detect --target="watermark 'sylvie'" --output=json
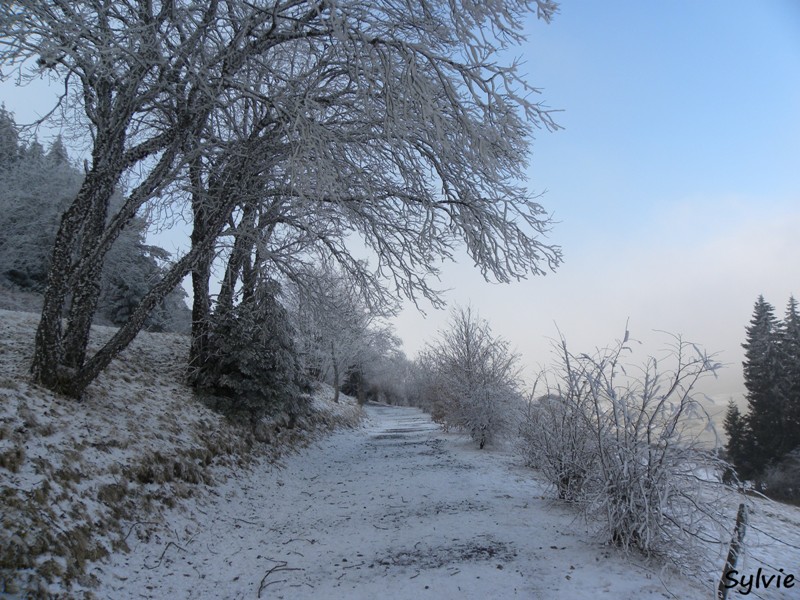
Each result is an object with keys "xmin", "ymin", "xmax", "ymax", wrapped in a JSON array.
[{"xmin": 723, "ymin": 568, "xmax": 795, "ymax": 595}]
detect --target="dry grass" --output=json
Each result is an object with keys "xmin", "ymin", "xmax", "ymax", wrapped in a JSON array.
[{"xmin": 0, "ymin": 308, "xmax": 362, "ymax": 598}]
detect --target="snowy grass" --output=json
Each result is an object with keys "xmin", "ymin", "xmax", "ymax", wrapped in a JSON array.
[
  {"xmin": 3, "ymin": 305, "xmax": 798, "ymax": 598},
  {"xmin": 89, "ymin": 403, "xmax": 709, "ymax": 599},
  {"xmin": 0, "ymin": 308, "xmax": 362, "ymax": 598}
]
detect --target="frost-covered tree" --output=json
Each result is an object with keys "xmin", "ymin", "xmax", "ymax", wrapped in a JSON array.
[
  {"xmin": 1, "ymin": 0, "xmax": 562, "ymax": 398},
  {"xmin": 0, "ymin": 105, "xmax": 20, "ymax": 168},
  {"xmin": 354, "ymin": 351, "xmax": 415, "ymax": 406},
  {"xmin": 45, "ymin": 135, "xmax": 70, "ymax": 166},
  {"xmin": 421, "ymin": 306, "xmax": 522, "ymax": 448},
  {"xmin": 0, "ymin": 135, "xmax": 79, "ymax": 290},
  {"xmin": 99, "ymin": 215, "xmax": 191, "ymax": 332},
  {"xmin": 0, "ymin": 118, "xmax": 189, "ymax": 331},
  {"xmin": 283, "ymin": 265, "xmax": 397, "ymax": 403}
]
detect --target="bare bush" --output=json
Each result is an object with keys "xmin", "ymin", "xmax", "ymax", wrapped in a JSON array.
[
  {"xmin": 521, "ymin": 330, "xmax": 736, "ymax": 562},
  {"xmin": 519, "ymin": 384, "xmax": 598, "ymax": 502},
  {"xmin": 422, "ymin": 306, "xmax": 523, "ymax": 448}
]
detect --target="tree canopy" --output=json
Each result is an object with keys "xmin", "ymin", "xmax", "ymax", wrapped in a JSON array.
[{"xmin": 1, "ymin": 0, "xmax": 562, "ymax": 397}]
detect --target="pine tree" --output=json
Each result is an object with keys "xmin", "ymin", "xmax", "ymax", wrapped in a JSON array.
[
  {"xmin": 723, "ymin": 400, "xmax": 753, "ymax": 480},
  {"xmin": 0, "ymin": 105, "xmax": 20, "ymax": 168},
  {"xmin": 0, "ymin": 111, "xmax": 190, "ymax": 331},
  {"xmin": 0, "ymin": 124, "xmax": 80, "ymax": 290},
  {"xmin": 779, "ymin": 296, "xmax": 800, "ymax": 449},
  {"xmin": 23, "ymin": 137, "xmax": 44, "ymax": 161},
  {"xmin": 194, "ymin": 280, "xmax": 309, "ymax": 422},
  {"xmin": 742, "ymin": 296, "xmax": 784, "ymax": 477},
  {"xmin": 46, "ymin": 135, "xmax": 70, "ymax": 166}
]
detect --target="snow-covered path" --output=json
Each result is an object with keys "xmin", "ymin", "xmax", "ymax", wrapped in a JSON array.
[{"xmin": 93, "ymin": 404, "xmax": 709, "ymax": 599}]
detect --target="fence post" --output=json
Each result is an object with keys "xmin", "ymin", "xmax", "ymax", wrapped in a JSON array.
[{"xmin": 717, "ymin": 502, "xmax": 747, "ymax": 600}]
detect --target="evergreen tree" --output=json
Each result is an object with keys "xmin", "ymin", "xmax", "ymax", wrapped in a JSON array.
[
  {"xmin": 0, "ymin": 105, "xmax": 20, "ymax": 168},
  {"xmin": 723, "ymin": 400, "xmax": 753, "ymax": 480},
  {"xmin": 98, "ymin": 215, "xmax": 191, "ymax": 332},
  {"xmin": 742, "ymin": 296, "xmax": 785, "ymax": 477},
  {"xmin": 45, "ymin": 135, "xmax": 70, "ymax": 166},
  {"xmin": 23, "ymin": 137, "xmax": 44, "ymax": 161},
  {"xmin": 0, "ymin": 112, "xmax": 190, "ymax": 331},
  {"xmin": 0, "ymin": 131, "xmax": 79, "ymax": 289},
  {"xmin": 193, "ymin": 280, "xmax": 309, "ymax": 422},
  {"xmin": 779, "ymin": 296, "xmax": 800, "ymax": 448}
]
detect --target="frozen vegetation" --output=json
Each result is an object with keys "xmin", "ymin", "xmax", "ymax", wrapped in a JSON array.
[
  {"xmin": 2, "ymin": 307, "xmax": 800, "ymax": 598},
  {"xmin": 0, "ymin": 309, "xmax": 361, "ymax": 596},
  {"xmin": 0, "ymin": 1, "xmax": 797, "ymax": 597}
]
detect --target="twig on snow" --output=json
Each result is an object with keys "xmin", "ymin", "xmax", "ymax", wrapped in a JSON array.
[
  {"xmin": 282, "ymin": 537, "xmax": 316, "ymax": 545},
  {"xmin": 123, "ymin": 521, "xmax": 158, "ymax": 542},
  {"xmin": 257, "ymin": 561, "xmax": 304, "ymax": 598},
  {"xmin": 144, "ymin": 541, "xmax": 186, "ymax": 569}
]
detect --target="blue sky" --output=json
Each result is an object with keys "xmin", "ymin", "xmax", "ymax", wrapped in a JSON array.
[
  {"xmin": 1, "ymin": 2, "xmax": 798, "ymax": 419},
  {"xmin": 393, "ymin": 0, "xmax": 800, "ymax": 417}
]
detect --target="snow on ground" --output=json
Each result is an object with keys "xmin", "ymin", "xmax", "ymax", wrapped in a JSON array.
[
  {"xmin": 736, "ymin": 495, "xmax": 800, "ymax": 599},
  {"xmin": 91, "ymin": 403, "xmax": 714, "ymax": 600},
  {"xmin": 0, "ymin": 308, "xmax": 361, "ymax": 597},
  {"xmin": 3, "ymin": 305, "xmax": 799, "ymax": 599}
]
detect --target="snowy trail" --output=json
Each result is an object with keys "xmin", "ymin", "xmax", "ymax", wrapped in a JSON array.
[{"xmin": 94, "ymin": 404, "xmax": 708, "ymax": 599}]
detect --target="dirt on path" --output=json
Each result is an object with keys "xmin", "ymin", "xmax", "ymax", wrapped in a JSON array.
[{"xmin": 93, "ymin": 403, "xmax": 709, "ymax": 599}]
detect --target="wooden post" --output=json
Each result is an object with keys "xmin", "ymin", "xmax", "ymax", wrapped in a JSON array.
[{"xmin": 717, "ymin": 502, "xmax": 747, "ymax": 600}]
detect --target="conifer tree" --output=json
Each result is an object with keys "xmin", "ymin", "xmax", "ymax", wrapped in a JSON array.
[
  {"xmin": 779, "ymin": 296, "xmax": 800, "ymax": 447},
  {"xmin": 723, "ymin": 400, "xmax": 753, "ymax": 480},
  {"xmin": 45, "ymin": 135, "xmax": 70, "ymax": 166},
  {"xmin": 742, "ymin": 296, "xmax": 785, "ymax": 476},
  {"xmin": 0, "ymin": 105, "xmax": 20, "ymax": 168},
  {"xmin": 0, "ymin": 111, "xmax": 189, "ymax": 331}
]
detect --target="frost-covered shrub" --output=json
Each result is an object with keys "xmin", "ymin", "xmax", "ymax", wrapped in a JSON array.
[
  {"xmin": 522, "ymin": 331, "xmax": 734, "ymax": 561},
  {"xmin": 193, "ymin": 283, "xmax": 309, "ymax": 423},
  {"xmin": 421, "ymin": 306, "xmax": 522, "ymax": 448},
  {"xmin": 408, "ymin": 358, "xmax": 450, "ymax": 422},
  {"xmin": 519, "ymin": 388, "xmax": 598, "ymax": 502}
]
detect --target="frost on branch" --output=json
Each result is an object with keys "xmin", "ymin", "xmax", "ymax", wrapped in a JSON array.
[
  {"xmin": 420, "ymin": 306, "xmax": 523, "ymax": 448},
  {"xmin": 0, "ymin": 0, "xmax": 563, "ymax": 396},
  {"xmin": 521, "ymin": 330, "xmax": 737, "ymax": 565}
]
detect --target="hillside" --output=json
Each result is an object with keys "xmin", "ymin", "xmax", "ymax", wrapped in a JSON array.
[{"xmin": 0, "ymin": 309, "xmax": 361, "ymax": 597}]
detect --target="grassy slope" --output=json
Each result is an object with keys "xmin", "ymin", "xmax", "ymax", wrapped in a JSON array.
[{"xmin": 0, "ymin": 308, "xmax": 362, "ymax": 598}]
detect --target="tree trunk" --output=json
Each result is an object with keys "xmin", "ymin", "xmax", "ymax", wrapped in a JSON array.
[
  {"xmin": 62, "ymin": 193, "xmax": 236, "ymax": 398},
  {"xmin": 331, "ymin": 341, "xmax": 340, "ymax": 403},
  {"xmin": 64, "ymin": 245, "xmax": 205, "ymax": 397},
  {"xmin": 218, "ymin": 205, "xmax": 257, "ymax": 314},
  {"xmin": 31, "ymin": 163, "xmax": 119, "ymax": 389},
  {"xmin": 189, "ymin": 171, "xmax": 213, "ymax": 373},
  {"xmin": 189, "ymin": 255, "xmax": 212, "ymax": 373},
  {"xmin": 31, "ymin": 125, "xmax": 175, "ymax": 392},
  {"xmin": 62, "ymin": 181, "xmax": 113, "ymax": 370},
  {"xmin": 62, "ymin": 138, "xmax": 178, "ymax": 372}
]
